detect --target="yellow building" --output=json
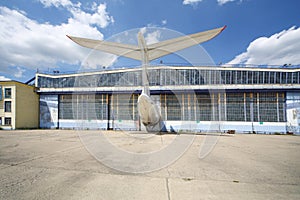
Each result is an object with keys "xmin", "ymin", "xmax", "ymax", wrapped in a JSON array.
[{"xmin": 0, "ymin": 81, "xmax": 39, "ymax": 130}]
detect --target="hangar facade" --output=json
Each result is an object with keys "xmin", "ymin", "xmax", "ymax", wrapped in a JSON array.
[{"xmin": 36, "ymin": 65, "xmax": 300, "ymax": 134}]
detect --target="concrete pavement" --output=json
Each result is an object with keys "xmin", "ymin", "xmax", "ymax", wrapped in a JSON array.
[{"xmin": 0, "ymin": 130, "xmax": 299, "ymax": 199}]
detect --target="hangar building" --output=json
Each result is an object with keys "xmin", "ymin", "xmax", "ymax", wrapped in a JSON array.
[{"xmin": 35, "ymin": 65, "xmax": 300, "ymax": 134}]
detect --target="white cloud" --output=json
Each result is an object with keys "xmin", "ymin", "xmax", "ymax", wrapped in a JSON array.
[
  {"xmin": 145, "ymin": 30, "xmax": 161, "ymax": 45},
  {"xmin": 39, "ymin": 0, "xmax": 114, "ymax": 29},
  {"xmin": 139, "ymin": 28, "xmax": 161, "ymax": 45},
  {"xmin": 0, "ymin": 76, "xmax": 11, "ymax": 81},
  {"xmin": 161, "ymin": 20, "xmax": 167, "ymax": 25},
  {"xmin": 217, "ymin": 0, "xmax": 236, "ymax": 5},
  {"xmin": 70, "ymin": 4, "xmax": 114, "ymax": 28},
  {"xmin": 14, "ymin": 67, "xmax": 25, "ymax": 78},
  {"xmin": 183, "ymin": 0, "xmax": 241, "ymax": 6},
  {"xmin": 39, "ymin": 0, "xmax": 74, "ymax": 8},
  {"xmin": 183, "ymin": 0, "xmax": 203, "ymax": 5},
  {"xmin": 90, "ymin": 2, "xmax": 98, "ymax": 11},
  {"xmin": 228, "ymin": 26, "xmax": 300, "ymax": 66},
  {"xmin": 0, "ymin": 2, "xmax": 116, "ymax": 79}
]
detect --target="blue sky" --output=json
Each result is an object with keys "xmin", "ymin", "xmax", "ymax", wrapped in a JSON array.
[{"xmin": 0, "ymin": 0, "xmax": 300, "ymax": 82}]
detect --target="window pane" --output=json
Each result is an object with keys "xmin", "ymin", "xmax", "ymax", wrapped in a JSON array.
[
  {"xmin": 4, "ymin": 88, "xmax": 11, "ymax": 98},
  {"xmin": 4, "ymin": 101, "xmax": 11, "ymax": 112},
  {"xmin": 167, "ymin": 94, "xmax": 181, "ymax": 120},
  {"xmin": 5, "ymin": 117, "xmax": 11, "ymax": 125},
  {"xmin": 259, "ymin": 92, "xmax": 278, "ymax": 122},
  {"xmin": 226, "ymin": 93, "xmax": 245, "ymax": 121},
  {"xmin": 196, "ymin": 94, "xmax": 212, "ymax": 121}
]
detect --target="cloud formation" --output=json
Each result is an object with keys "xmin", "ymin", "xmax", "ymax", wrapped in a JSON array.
[
  {"xmin": 38, "ymin": 0, "xmax": 114, "ymax": 28},
  {"xmin": 0, "ymin": 76, "xmax": 11, "ymax": 81},
  {"xmin": 0, "ymin": 1, "xmax": 116, "ymax": 79},
  {"xmin": 140, "ymin": 27, "xmax": 161, "ymax": 45},
  {"xmin": 39, "ymin": 0, "xmax": 74, "ymax": 8},
  {"xmin": 228, "ymin": 26, "xmax": 300, "ymax": 66},
  {"xmin": 183, "ymin": 0, "xmax": 204, "ymax": 5},
  {"xmin": 217, "ymin": 0, "xmax": 237, "ymax": 5},
  {"xmin": 183, "ymin": 0, "xmax": 240, "ymax": 6}
]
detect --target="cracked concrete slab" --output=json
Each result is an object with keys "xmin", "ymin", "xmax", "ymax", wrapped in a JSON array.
[{"xmin": 0, "ymin": 130, "xmax": 299, "ymax": 199}]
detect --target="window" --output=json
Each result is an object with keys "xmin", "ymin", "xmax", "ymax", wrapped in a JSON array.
[
  {"xmin": 196, "ymin": 94, "xmax": 212, "ymax": 121},
  {"xmin": 258, "ymin": 93, "xmax": 278, "ymax": 122},
  {"xmin": 4, "ymin": 88, "xmax": 11, "ymax": 98},
  {"xmin": 4, "ymin": 101, "xmax": 11, "ymax": 112},
  {"xmin": 59, "ymin": 94, "xmax": 109, "ymax": 120},
  {"xmin": 226, "ymin": 93, "xmax": 245, "ymax": 121},
  {"xmin": 166, "ymin": 94, "xmax": 181, "ymax": 120},
  {"xmin": 4, "ymin": 117, "xmax": 11, "ymax": 125}
]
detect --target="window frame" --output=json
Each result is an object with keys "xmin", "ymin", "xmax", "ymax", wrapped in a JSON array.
[
  {"xmin": 4, "ymin": 101, "xmax": 12, "ymax": 112},
  {"xmin": 4, "ymin": 117, "xmax": 11, "ymax": 125},
  {"xmin": 4, "ymin": 88, "xmax": 12, "ymax": 99}
]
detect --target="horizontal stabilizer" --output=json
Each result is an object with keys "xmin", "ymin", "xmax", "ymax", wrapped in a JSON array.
[
  {"xmin": 67, "ymin": 26, "xmax": 226, "ymax": 61},
  {"xmin": 67, "ymin": 35, "xmax": 141, "ymax": 60},
  {"xmin": 147, "ymin": 26, "xmax": 226, "ymax": 61}
]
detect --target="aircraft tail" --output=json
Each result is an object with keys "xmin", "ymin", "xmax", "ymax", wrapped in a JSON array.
[{"xmin": 137, "ymin": 32, "xmax": 150, "ymax": 96}]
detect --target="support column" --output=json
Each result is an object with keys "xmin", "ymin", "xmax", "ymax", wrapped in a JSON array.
[
  {"xmin": 165, "ymin": 94, "xmax": 167, "ymax": 120},
  {"xmin": 244, "ymin": 93, "xmax": 247, "ymax": 122},
  {"xmin": 218, "ymin": 93, "xmax": 221, "ymax": 121},
  {"xmin": 257, "ymin": 93, "xmax": 260, "ymax": 122},
  {"xmin": 132, "ymin": 94, "xmax": 135, "ymax": 121},
  {"xmin": 188, "ymin": 94, "xmax": 191, "ymax": 121},
  {"xmin": 249, "ymin": 93, "xmax": 254, "ymax": 133},
  {"xmin": 276, "ymin": 92, "xmax": 280, "ymax": 122},
  {"xmin": 224, "ymin": 93, "xmax": 227, "ymax": 121},
  {"xmin": 116, "ymin": 94, "xmax": 119, "ymax": 119},
  {"xmin": 212, "ymin": 93, "xmax": 215, "ymax": 121},
  {"xmin": 250, "ymin": 93, "xmax": 254, "ymax": 121},
  {"xmin": 182, "ymin": 94, "xmax": 185, "ymax": 120},
  {"xmin": 282, "ymin": 93, "xmax": 286, "ymax": 122},
  {"xmin": 194, "ymin": 94, "xmax": 197, "ymax": 121}
]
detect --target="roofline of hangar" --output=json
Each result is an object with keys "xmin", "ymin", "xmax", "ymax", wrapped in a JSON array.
[
  {"xmin": 37, "ymin": 84, "xmax": 300, "ymax": 94},
  {"xmin": 37, "ymin": 88, "xmax": 300, "ymax": 96},
  {"xmin": 36, "ymin": 65, "xmax": 300, "ymax": 78}
]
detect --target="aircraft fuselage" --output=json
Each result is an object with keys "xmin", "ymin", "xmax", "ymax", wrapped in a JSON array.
[
  {"xmin": 137, "ymin": 31, "xmax": 162, "ymax": 129},
  {"xmin": 137, "ymin": 93, "xmax": 161, "ymax": 126}
]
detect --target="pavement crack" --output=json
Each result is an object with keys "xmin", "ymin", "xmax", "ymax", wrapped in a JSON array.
[
  {"xmin": 5, "ymin": 145, "xmax": 83, "ymax": 168},
  {"xmin": 166, "ymin": 178, "xmax": 171, "ymax": 200}
]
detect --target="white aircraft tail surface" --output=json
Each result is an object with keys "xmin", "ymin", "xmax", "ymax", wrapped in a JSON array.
[
  {"xmin": 67, "ymin": 26, "xmax": 226, "ymax": 132},
  {"xmin": 67, "ymin": 26, "xmax": 226, "ymax": 62}
]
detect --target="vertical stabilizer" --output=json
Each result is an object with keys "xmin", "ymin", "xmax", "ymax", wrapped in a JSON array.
[{"xmin": 137, "ymin": 32, "xmax": 150, "ymax": 96}]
